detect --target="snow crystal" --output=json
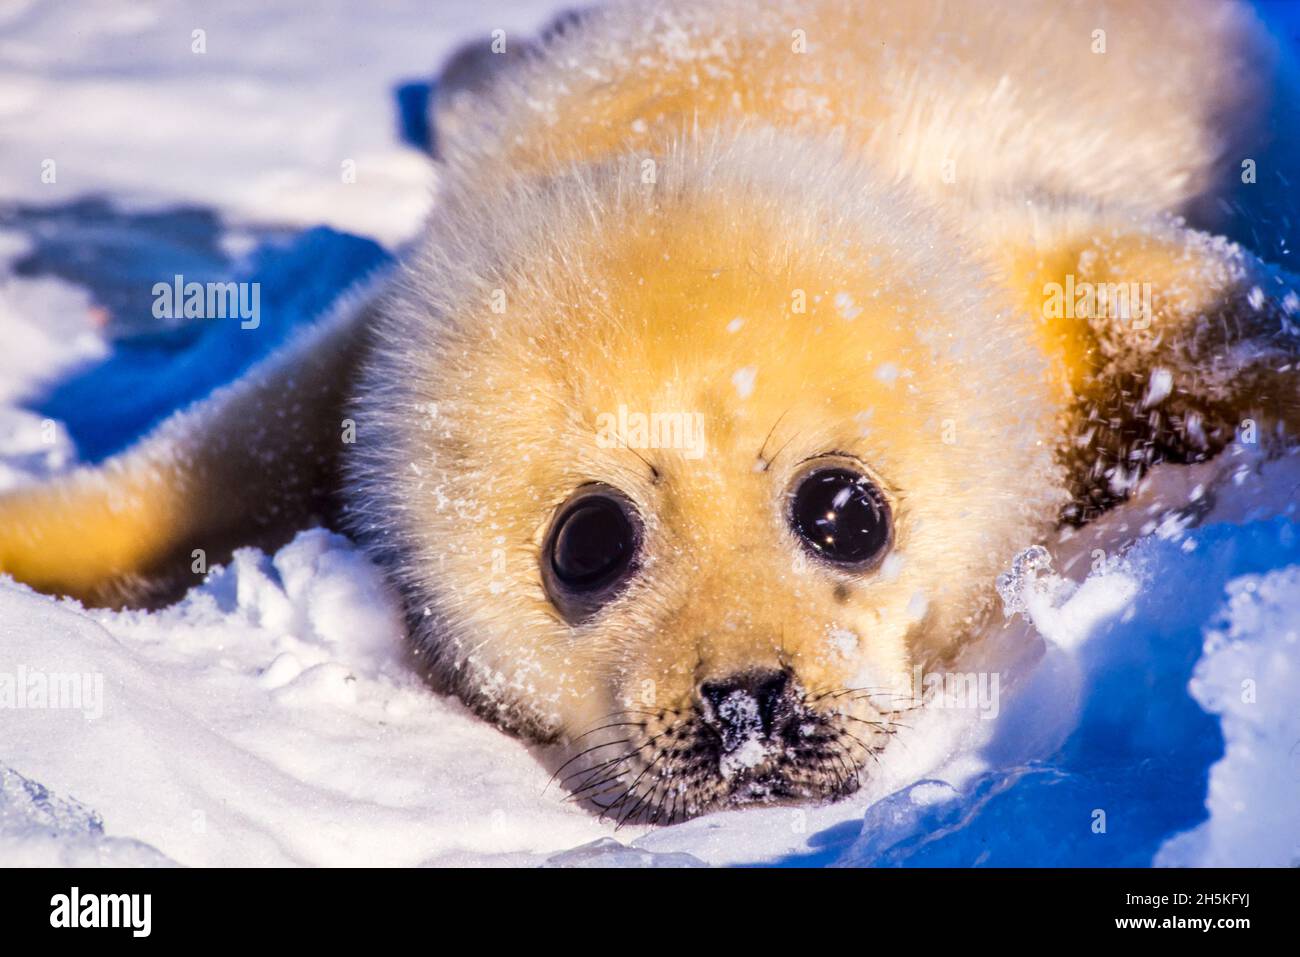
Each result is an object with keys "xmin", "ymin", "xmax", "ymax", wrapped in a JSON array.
[
  {"xmin": 905, "ymin": 590, "xmax": 929, "ymax": 620},
  {"xmin": 719, "ymin": 738, "xmax": 769, "ymax": 779},
  {"xmin": 1141, "ymin": 367, "xmax": 1173, "ymax": 408},
  {"xmin": 731, "ymin": 365, "xmax": 757, "ymax": 399},
  {"xmin": 998, "ymin": 543, "xmax": 1140, "ymax": 652},
  {"xmin": 834, "ymin": 291, "xmax": 862, "ymax": 320},
  {"xmin": 995, "ymin": 544, "xmax": 1055, "ymax": 618},
  {"xmin": 826, "ymin": 627, "xmax": 859, "ymax": 659}
]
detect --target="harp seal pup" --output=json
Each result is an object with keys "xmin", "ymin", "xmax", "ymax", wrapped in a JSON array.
[{"xmin": 1, "ymin": 0, "xmax": 1297, "ymax": 823}]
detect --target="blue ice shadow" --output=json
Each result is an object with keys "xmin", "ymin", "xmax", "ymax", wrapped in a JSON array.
[
  {"xmin": 5, "ymin": 199, "xmax": 390, "ymax": 462},
  {"xmin": 396, "ymin": 80, "xmax": 434, "ymax": 154}
]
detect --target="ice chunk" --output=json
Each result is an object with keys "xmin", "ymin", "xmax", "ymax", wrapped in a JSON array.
[
  {"xmin": 545, "ymin": 837, "xmax": 706, "ymax": 868},
  {"xmin": 996, "ymin": 544, "xmax": 1137, "ymax": 651},
  {"xmin": 0, "ymin": 766, "xmax": 174, "ymax": 867}
]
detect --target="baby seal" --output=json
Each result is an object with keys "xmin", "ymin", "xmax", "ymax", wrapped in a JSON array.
[{"xmin": 1, "ymin": 0, "xmax": 1297, "ymax": 824}]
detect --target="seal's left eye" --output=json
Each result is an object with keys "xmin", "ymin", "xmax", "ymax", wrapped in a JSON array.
[
  {"xmin": 789, "ymin": 466, "xmax": 891, "ymax": 566},
  {"xmin": 543, "ymin": 487, "xmax": 641, "ymax": 621}
]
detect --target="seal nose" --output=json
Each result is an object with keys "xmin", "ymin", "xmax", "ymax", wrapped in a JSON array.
[{"xmin": 699, "ymin": 668, "xmax": 794, "ymax": 749}]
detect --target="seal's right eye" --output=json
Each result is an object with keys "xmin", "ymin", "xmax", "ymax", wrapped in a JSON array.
[{"xmin": 543, "ymin": 487, "xmax": 640, "ymax": 621}]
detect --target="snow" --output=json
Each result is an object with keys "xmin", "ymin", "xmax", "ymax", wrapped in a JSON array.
[
  {"xmin": 0, "ymin": 0, "xmax": 559, "ymax": 247},
  {"xmin": 731, "ymin": 365, "xmax": 757, "ymax": 399},
  {"xmin": 1, "ymin": 765, "xmax": 175, "ymax": 867},
  {"xmin": 714, "ymin": 691, "xmax": 768, "ymax": 779},
  {"xmin": 1156, "ymin": 566, "xmax": 1300, "ymax": 867},
  {"xmin": 874, "ymin": 362, "xmax": 900, "ymax": 385},
  {"xmin": 834, "ymin": 291, "xmax": 862, "ymax": 321},
  {"xmin": 0, "ymin": 530, "xmax": 617, "ymax": 866},
  {"xmin": 1, "ymin": 0, "xmax": 1298, "ymax": 867}
]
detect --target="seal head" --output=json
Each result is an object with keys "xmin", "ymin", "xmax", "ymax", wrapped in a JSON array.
[{"xmin": 347, "ymin": 134, "xmax": 1063, "ymax": 821}]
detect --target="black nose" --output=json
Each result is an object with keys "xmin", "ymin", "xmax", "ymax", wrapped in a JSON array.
[{"xmin": 699, "ymin": 669, "xmax": 794, "ymax": 749}]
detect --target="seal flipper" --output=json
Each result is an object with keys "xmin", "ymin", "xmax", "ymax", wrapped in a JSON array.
[
  {"xmin": 0, "ymin": 281, "xmax": 381, "ymax": 609},
  {"xmin": 992, "ymin": 208, "xmax": 1300, "ymax": 524},
  {"xmin": 1063, "ymin": 224, "xmax": 1298, "ymax": 524}
]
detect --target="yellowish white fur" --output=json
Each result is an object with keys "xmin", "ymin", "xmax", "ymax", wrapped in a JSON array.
[{"xmin": 353, "ymin": 130, "xmax": 1064, "ymax": 737}]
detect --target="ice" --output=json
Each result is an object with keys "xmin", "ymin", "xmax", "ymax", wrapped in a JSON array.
[
  {"xmin": 544, "ymin": 837, "xmax": 706, "ymax": 868},
  {"xmin": 0, "ymin": 765, "xmax": 175, "ymax": 866},
  {"xmin": 995, "ymin": 544, "xmax": 1057, "ymax": 618}
]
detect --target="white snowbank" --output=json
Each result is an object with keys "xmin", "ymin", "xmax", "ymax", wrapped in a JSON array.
[
  {"xmin": 1157, "ymin": 565, "xmax": 1300, "ymax": 866},
  {"xmin": 0, "ymin": 231, "xmax": 104, "ymax": 489},
  {"xmin": 0, "ymin": 0, "xmax": 559, "ymax": 247},
  {"xmin": 0, "ymin": 530, "xmax": 617, "ymax": 866}
]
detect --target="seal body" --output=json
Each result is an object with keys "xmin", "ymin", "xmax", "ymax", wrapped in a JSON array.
[{"xmin": 2, "ymin": 0, "xmax": 1297, "ymax": 822}]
